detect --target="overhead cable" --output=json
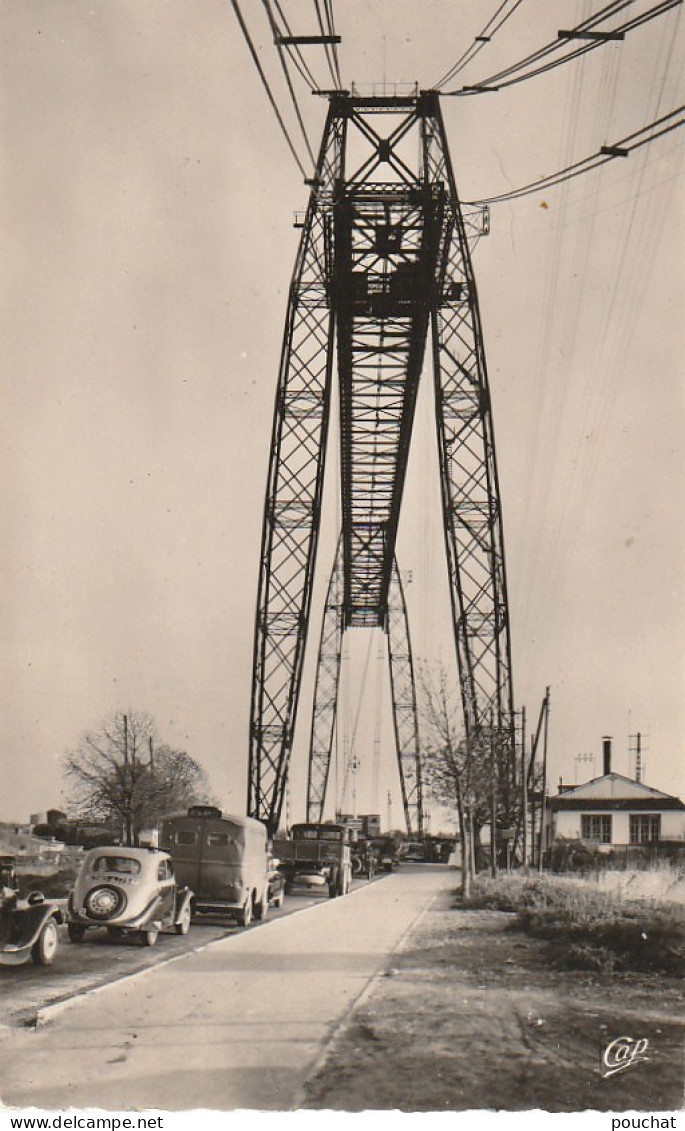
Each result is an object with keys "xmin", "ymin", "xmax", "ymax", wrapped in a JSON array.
[
  {"xmin": 263, "ymin": 0, "xmax": 317, "ymax": 167},
  {"xmin": 466, "ymin": 105, "xmax": 684, "ymax": 204},
  {"xmin": 433, "ymin": 0, "xmax": 527, "ymax": 91},
  {"xmin": 272, "ymin": 0, "xmax": 320, "ymax": 90},
  {"xmin": 231, "ymin": 0, "xmax": 309, "ymax": 178},
  {"xmin": 315, "ymin": 0, "xmax": 342, "ymax": 90},
  {"xmin": 442, "ymin": 0, "xmax": 682, "ymax": 95},
  {"xmin": 325, "ymin": 0, "xmax": 343, "ymax": 89}
]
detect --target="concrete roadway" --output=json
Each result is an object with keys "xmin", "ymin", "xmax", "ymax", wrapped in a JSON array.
[
  {"xmin": 0, "ymin": 886, "xmax": 338, "ymax": 1028},
  {"xmin": 0, "ymin": 865, "xmax": 450, "ymax": 1111}
]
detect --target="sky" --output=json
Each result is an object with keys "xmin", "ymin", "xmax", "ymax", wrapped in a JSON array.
[{"xmin": 2, "ymin": 0, "xmax": 684, "ymax": 828}]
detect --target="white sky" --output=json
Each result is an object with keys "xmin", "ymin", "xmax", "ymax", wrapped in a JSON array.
[{"xmin": 2, "ymin": 0, "xmax": 684, "ymax": 826}]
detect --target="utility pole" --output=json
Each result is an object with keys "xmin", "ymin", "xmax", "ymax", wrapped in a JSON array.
[
  {"xmin": 521, "ymin": 705, "xmax": 528, "ymax": 871},
  {"xmin": 122, "ymin": 713, "xmax": 130, "ymax": 846},
  {"xmin": 538, "ymin": 687, "xmax": 550, "ymax": 873},
  {"xmin": 350, "ymin": 755, "xmax": 360, "ymax": 818},
  {"xmin": 528, "ymin": 733, "xmax": 536, "ymax": 869}
]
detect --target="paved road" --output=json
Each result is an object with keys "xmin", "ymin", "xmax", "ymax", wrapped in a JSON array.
[
  {"xmin": 0, "ymin": 886, "xmax": 347, "ymax": 1027},
  {"xmin": 0, "ymin": 865, "xmax": 450, "ymax": 1111}
]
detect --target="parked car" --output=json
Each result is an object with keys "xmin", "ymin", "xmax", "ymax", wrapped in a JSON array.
[
  {"xmin": 159, "ymin": 806, "xmax": 270, "ymax": 926},
  {"xmin": 66, "ymin": 847, "xmax": 193, "ymax": 947},
  {"xmin": 0, "ymin": 856, "xmax": 63, "ymax": 967}
]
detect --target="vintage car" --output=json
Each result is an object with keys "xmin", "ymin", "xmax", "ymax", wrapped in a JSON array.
[
  {"xmin": 0, "ymin": 856, "xmax": 63, "ymax": 967},
  {"xmin": 67, "ymin": 847, "xmax": 193, "ymax": 947}
]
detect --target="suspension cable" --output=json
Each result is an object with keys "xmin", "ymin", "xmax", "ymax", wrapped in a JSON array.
[
  {"xmin": 466, "ymin": 105, "xmax": 684, "ymax": 205},
  {"xmin": 314, "ymin": 0, "xmax": 341, "ymax": 90},
  {"xmin": 325, "ymin": 0, "xmax": 343, "ymax": 89},
  {"xmin": 442, "ymin": 0, "xmax": 681, "ymax": 95},
  {"xmin": 231, "ymin": 0, "xmax": 309, "ymax": 178},
  {"xmin": 263, "ymin": 0, "xmax": 317, "ymax": 168},
  {"xmin": 272, "ymin": 0, "xmax": 320, "ymax": 90},
  {"xmin": 433, "ymin": 0, "xmax": 527, "ymax": 91}
]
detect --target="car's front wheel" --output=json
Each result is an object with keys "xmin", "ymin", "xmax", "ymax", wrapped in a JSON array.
[{"xmin": 31, "ymin": 918, "xmax": 59, "ymax": 966}]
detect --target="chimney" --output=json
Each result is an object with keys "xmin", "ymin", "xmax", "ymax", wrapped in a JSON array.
[{"xmin": 602, "ymin": 736, "xmax": 612, "ymax": 776}]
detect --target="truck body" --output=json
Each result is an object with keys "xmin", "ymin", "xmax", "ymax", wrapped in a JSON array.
[
  {"xmin": 275, "ymin": 823, "xmax": 352, "ymax": 898},
  {"xmin": 159, "ymin": 806, "xmax": 269, "ymax": 926}
]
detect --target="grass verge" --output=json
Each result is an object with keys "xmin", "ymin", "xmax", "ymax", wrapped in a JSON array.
[{"xmin": 461, "ymin": 874, "xmax": 685, "ymax": 975}]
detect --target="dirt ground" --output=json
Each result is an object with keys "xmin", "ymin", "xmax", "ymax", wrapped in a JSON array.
[{"xmin": 302, "ymin": 879, "xmax": 684, "ymax": 1112}]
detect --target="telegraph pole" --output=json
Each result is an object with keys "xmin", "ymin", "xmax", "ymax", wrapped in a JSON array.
[{"xmin": 521, "ymin": 706, "xmax": 528, "ymax": 871}]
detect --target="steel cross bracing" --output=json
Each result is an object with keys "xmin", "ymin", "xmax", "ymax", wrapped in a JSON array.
[
  {"xmin": 248, "ymin": 90, "xmax": 514, "ymax": 835},
  {"xmin": 248, "ymin": 104, "xmax": 345, "ymax": 833},
  {"xmin": 305, "ymin": 540, "xmax": 424, "ymax": 837},
  {"xmin": 386, "ymin": 559, "xmax": 424, "ymax": 837}
]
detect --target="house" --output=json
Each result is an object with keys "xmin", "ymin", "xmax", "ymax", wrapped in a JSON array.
[{"xmin": 547, "ymin": 738, "xmax": 684, "ymax": 849}]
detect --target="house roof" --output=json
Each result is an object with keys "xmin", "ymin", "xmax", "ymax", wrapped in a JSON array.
[{"xmin": 549, "ymin": 772, "xmax": 685, "ymax": 811}]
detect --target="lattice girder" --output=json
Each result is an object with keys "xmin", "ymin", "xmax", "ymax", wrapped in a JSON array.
[{"xmin": 248, "ymin": 107, "xmax": 346, "ymax": 833}]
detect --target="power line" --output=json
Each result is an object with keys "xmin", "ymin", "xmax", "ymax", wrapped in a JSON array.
[
  {"xmin": 466, "ymin": 105, "xmax": 685, "ymax": 204},
  {"xmin": 230, "ymin": 0, "xmax": 309, "ymax": 179},
  {"xmin": 441, "ymin": 0, "xmax": 682, "ymax": 95}
]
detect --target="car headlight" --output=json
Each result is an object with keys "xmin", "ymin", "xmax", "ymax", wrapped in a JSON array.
[{"xmin": 84, "ymin": 884, "xmax": 126, "ymax": 921}]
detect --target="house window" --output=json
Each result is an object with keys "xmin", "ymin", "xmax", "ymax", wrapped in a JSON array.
[
  {"xmin": 629, "ymin": 815, "xmax": 660, "ymax": 844},
  {"xmin": 581, "ymin": 814, "xmax": 612, "ymax": 843}
]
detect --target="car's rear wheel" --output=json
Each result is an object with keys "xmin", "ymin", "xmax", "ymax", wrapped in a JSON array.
[
  {"xmin": 175, "ymin": 904, "xmax": 191, "ymax": 935},
  {"xmin": 140, "ymin": 926, "xmax": 159, "ymax": 947},
  {"xmin": 68, "ymin": 923, "xmax": 86, "ymax": 944},
  {"xmin": 237, "ymin": 894, "xmax": 253, "ymax": 927},
  {"xmin": 31, "ymin": 918, "xmax": 59, "ymax": 966}
]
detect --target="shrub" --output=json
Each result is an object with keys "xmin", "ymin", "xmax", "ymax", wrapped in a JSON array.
[{"xmin": 461, "ymin": 874, "xmax": 685, "ymax": 976}]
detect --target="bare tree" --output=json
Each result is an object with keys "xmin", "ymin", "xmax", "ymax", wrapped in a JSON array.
[
  {"xmin": 419, "ymin": 662, "xmax": 492, "ymax": 898},
  {"xmin": 64, "ymin": 711, "xmax": 216, "ymax": 844}
]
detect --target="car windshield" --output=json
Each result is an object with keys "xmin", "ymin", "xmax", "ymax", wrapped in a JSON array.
[{"xmin": 91, "ymin": 856, "xmax": 142, "ymax": 876}]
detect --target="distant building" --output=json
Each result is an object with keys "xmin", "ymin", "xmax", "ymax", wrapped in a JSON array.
[
  {"xmin": 547, "ymin": 774, "xmax": 685, "ymax": 848},
  {"xmin": 0, "ymin": 821, "xmax": 65, "ymax": 871}
]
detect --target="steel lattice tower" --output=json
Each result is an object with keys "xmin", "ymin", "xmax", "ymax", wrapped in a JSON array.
[{"xmin": 248, "ymin": 90, "xmax": 514, "ymax": 836}]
